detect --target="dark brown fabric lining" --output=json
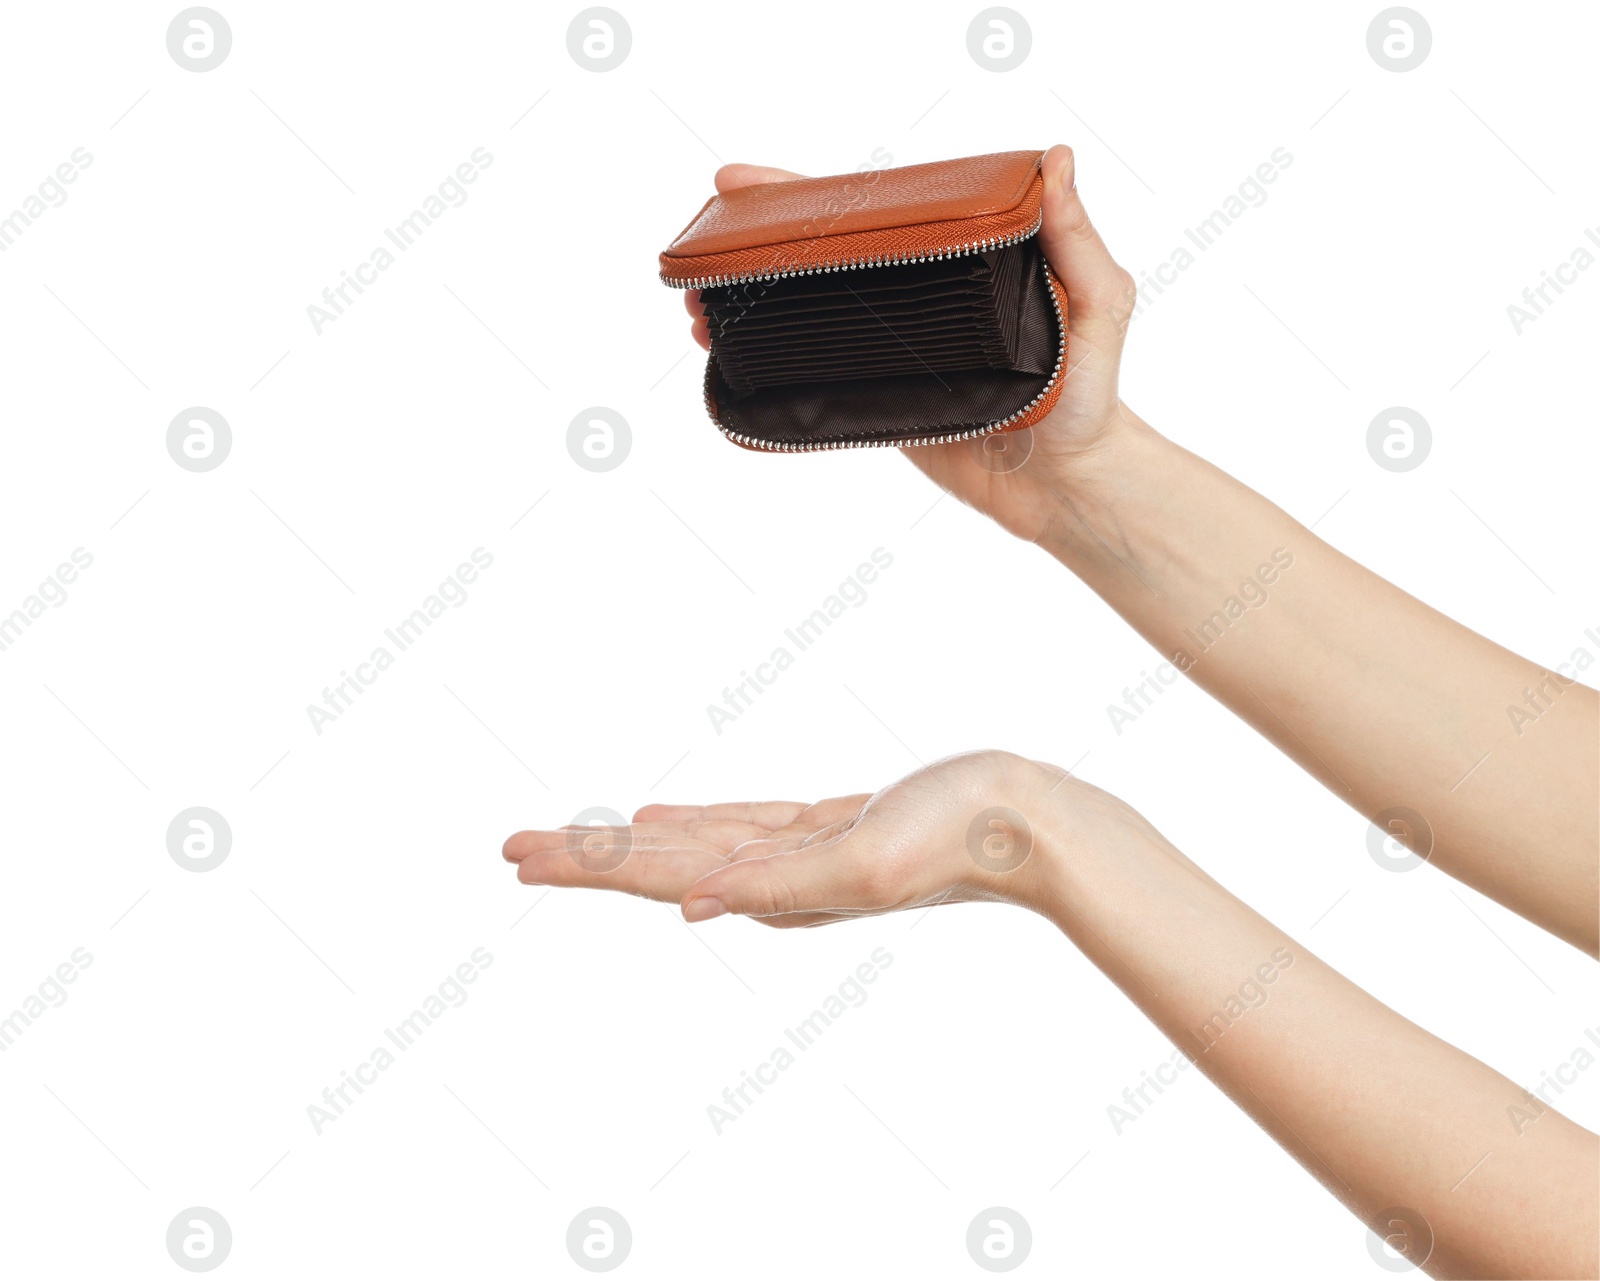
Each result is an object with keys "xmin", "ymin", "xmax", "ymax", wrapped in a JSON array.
[
  {"xmin": 702, "ymin": 240, "xmax": 1058, "ymax": 446},
  {"xmin": 703, "ymin": 245, "xmax": 1043, "ymax": 395}
]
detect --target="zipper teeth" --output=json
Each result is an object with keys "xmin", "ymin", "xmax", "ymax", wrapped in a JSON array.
[
  {"xmin": 662, "ymin": 213, "xmax": 1043, "ymax": 291},
  {"xmin": 706, "ymin": 258, "xmax": 1067, "ymax": 453}
]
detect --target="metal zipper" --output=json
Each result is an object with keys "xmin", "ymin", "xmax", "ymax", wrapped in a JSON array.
[
  {"xmin": 706, "ymin": 249, "xmax": 1067, "ymax": 453},
  {"xmin": 661, "ymin": 212, "xmax": 1044, "ymax": 291}
]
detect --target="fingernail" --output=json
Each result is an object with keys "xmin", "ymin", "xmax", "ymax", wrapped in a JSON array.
[{"xmin": 683, "ymin": 897, "xmax": 728, "ymax": 923}]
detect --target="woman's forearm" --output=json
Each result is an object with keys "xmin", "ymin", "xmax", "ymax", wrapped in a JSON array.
[
  {"xmin": 1037, "ymin": 409, "xmax": 1599, "ymax": 953},
  {"xmin": 1030, "ymin": 791, "xmax": 1598, "ymax": 1279}
]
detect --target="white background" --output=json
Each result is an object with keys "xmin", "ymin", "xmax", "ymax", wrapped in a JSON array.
[{"xmin": 1, "ymin": 1, "xmax": 1595, "ymax": 1276}]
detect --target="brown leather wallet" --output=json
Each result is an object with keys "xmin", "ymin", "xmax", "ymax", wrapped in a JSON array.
[{"xmin": 659, "ymin": 150, "xmax": 1067, "ymax": 452}]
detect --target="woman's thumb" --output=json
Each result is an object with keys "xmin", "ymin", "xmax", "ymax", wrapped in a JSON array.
[{"xmin": 1037, "ymin": 144, "xmax": 1137, "ymax": 340}]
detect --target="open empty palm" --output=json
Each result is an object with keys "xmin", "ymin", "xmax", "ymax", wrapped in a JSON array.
[{"xmin": 502, "ymin": 751, "xmax": 1074, "ymax": 926}]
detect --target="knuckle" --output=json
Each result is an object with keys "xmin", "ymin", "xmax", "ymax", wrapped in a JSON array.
[{"xmin": 1085, "ymin": 268, "xmax": 1137, "ymax": 319}]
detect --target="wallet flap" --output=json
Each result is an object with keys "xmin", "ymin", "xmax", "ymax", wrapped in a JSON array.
[{"xmin": 662, "ymin": 150, "xmax": 1044, "ymax": 263}]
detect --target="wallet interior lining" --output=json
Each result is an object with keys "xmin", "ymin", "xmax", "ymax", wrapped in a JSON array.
[
  {"xmin": 703, "ymin": 244, "xmax": 1044, "ymax": 395},
  {"xmin": 700, "ymin": 240, "xmax": 1058, "ymax": 447}
]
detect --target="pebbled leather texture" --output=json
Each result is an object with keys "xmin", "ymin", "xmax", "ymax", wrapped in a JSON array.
[
  {"xmin": 663, "ymin": 151, "xmax": 1044, "ymax": 262},
  {"xmin": 660, "ymin": 186, "xmax": 1044, "ymax": 289}
]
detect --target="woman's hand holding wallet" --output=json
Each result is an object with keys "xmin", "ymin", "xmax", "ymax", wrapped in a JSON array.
[{"xmin": 667, "ymin": 145, "xmax": 1137, "ymax": 547}]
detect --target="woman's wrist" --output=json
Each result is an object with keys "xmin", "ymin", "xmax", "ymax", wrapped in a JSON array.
[
  {"xmin": 1031, "ymin": 406, "xmax": 1167, "ymax": 566},
  {"xmin": 988, "ymin": 754, "xmax": 1177, "ymax": 927}
]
